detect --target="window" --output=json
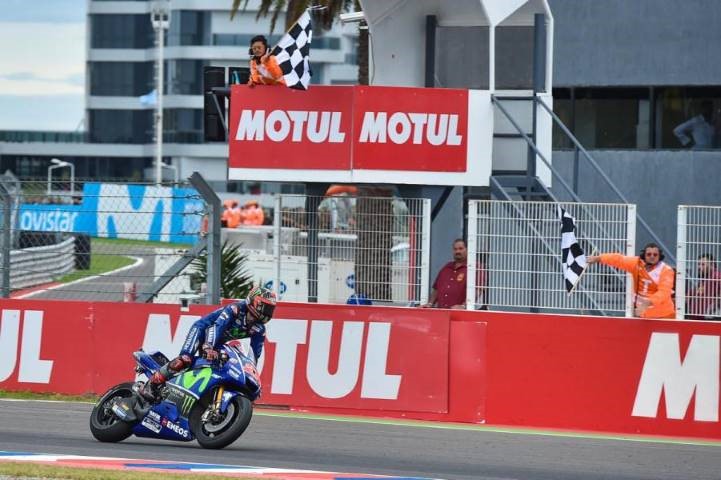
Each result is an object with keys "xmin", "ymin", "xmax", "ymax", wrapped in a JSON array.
[
  {"xmin": 169, "ymin": 11, "xmax": 211, "ymax": 46},
  {"xmin": 552, "ymin": 86, "xmax": 721, "ymax": 150},
  {"xmin": 90, "ymin": 14, "xmax": 153, "ymax": 49},
  {"xmin": 169, "ymin": 60, "xmax": 207, "ymax": 95},
  {"xmin": 655, "ymin": 87, "xmax": 721, "ymax": 149},
  {"xmin": 573, "ymin": 88, "xmax": 650, "ymax": 149},
  {"xmin": 89, "ymin": 110, "xmax": 153, "ymax": 144},
  {"xmin": 552, "ymin": 88, "xmax": 573, "ymax": 149},
  {"xmin": 551, "ymin": 88, "xmax": 650, "ymax": 149},
  {"xmin": 164, "ymin": 109, "xmax": 203, "ymax": 143},
  {"xmin": 89, "ymin": 62, "xmax": 154, "ymax": 96}
]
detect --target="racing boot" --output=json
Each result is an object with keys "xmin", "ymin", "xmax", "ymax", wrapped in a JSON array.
[{"xmin": 138, "ymin": 371, "xmax": 165, "ymax": 403}]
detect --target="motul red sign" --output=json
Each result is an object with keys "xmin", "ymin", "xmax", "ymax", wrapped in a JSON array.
[{"xmin": 228, "ymin": 85, "xmax": 492, "ymax": 186}]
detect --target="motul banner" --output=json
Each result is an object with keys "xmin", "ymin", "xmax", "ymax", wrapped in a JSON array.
[
  {"xmin": 0, "ymin": 300, "xmax": 450, "ymax": 414},
  {"xmin": 227, "ymin": 85, "xmax": 493, "ymax": 186},
  {"xmin": 6, "ymin": 298, "xmax": 721, "ymax": 440}
]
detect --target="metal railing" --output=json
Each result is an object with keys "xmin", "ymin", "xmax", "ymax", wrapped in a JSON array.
[
  {"xmin": 221, "ymin": 194, "xmax": 431, "ymax": 306},
  {"xmin": 491, "ymin": 95, "xmax": 674, "ymax": 265},
  {"xmin": 676, "ymin": 205, "xmax": 721, "ymax": 320},
  {"xmin": 467, "ymin": 199, "xmax": 635, "ymax": 316},
  {"xmin": 0, "ymin": 176, "xmax": 214, "ymax": 303}
]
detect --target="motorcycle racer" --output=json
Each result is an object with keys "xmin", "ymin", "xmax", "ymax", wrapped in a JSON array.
[{"xmin": 140, "ymin": 286, "xmax": 276, "ymax": 402}]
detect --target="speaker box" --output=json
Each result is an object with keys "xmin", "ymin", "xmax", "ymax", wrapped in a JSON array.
[{"xmin": 203, "ymin": 66, "xmax": 226, "ymax": 142}]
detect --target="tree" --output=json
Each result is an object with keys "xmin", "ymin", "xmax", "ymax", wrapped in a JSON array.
[{"xmin": 192, "ymin": 241, "xmax": 254, "ymax": 300}]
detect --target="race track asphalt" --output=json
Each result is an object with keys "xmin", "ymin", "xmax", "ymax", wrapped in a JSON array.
[{"xmin": 0, "ymin": 399, "xmax": 719, "ymax": 480}]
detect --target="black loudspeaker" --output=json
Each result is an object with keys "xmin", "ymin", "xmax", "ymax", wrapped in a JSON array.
[
  {"xmin": 204, "ymin": 66, "xmax": 226, "ymax": 142},
  {"xmin": 229, "ymin": 67, "xmax": 250, "ymax": 85}
]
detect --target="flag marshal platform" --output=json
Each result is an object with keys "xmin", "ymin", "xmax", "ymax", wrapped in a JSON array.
[{"xmin": 228, "ymin": 85, "xmax": 493, "ymax": 187}]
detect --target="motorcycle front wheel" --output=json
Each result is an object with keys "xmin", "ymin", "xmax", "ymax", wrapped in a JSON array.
[
  {"xmin": 89, "ymin": 382, "xmax": 135, "ymax": 443},
  {"xmin": 189, "ymin": 389, "xmax": 253, "ymax": 449}
]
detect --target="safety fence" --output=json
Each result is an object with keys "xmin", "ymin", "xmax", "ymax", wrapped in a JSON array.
[
  {"xmin": 0, "ymin": 177, "xmax": 208, "ymax": 303},
  {"xmin": 676, "ymin": 205, "xmax": 721, "ymax": 320},
  {"xmin": 222, "ymin": 194, "xmax": 431, "ymax": 306},
  {"xmin": 467, "ymin": 200, "xmax": 636, "ymax": 316}
]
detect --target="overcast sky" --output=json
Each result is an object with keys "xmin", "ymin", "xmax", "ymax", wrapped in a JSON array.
[{"xmin": 0, "ymin": 1, "xmax": 86, "ymax": 131}]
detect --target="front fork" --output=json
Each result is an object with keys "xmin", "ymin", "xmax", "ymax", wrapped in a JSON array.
[{"xmin": 201, "ymin": 385, "xmax": 225, "ymax": 423}]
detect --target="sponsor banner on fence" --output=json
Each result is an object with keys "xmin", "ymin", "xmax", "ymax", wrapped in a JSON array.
[
  {"xmin": 0, "ymin": 300, "xmax": 450, "ymax": 414},
  {"xmin": 17, "ymin": 183, "xmax": 203, "ymax": 243},
  {"xmin": 5, "ymin": 298, "xmax": 721, "ymax": 440},
  {"xmin": 464, "ymin": 310, "xmax": 721, "ymax": 440}
]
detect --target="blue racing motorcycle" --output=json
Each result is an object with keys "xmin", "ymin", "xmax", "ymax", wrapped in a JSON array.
[{"xmin": 89, "ymin": 339, "xmax": 261, "ymax": 449}]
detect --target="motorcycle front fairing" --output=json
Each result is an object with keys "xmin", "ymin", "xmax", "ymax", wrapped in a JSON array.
[{"xmin": 132, "ymin": 405, "xmax": 194, "ymax": 442}]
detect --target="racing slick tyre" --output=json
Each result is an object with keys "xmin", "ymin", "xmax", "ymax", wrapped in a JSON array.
[
  {"xmin": 190, "ymin": 389, "xmax": 253, "ymax": 449},
  {"xmin": 89, "ymin": 382, "xmax": 135, "ymax": 443}
]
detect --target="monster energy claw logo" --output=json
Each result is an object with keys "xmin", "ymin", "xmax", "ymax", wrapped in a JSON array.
[{"xmin": 181, "ymin": 395, "xmax": 195, "ymax": 416}]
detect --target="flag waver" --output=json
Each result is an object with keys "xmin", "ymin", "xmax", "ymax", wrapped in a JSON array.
[
  {"xmin": 271, "ymin": 10, "xmax": 312, "ymax": 90},
  {"xmin": 559, "ymin": 206, "xmax": 587, "ymax": 293}
]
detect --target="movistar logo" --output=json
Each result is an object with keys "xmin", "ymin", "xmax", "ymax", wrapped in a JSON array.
[{"xmin": 181, "ymin": 367, "xmax": 212, "ymax": 392}]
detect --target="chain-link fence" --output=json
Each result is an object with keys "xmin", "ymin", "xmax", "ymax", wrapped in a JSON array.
[
  {"xmin": 221, "ymin": 194, "xmax": 431, "ymax": 305},
  {"xmin": 467, "ymin": 200, "xmax": 636, "ymax": 316},
  {"xmin": 0, "ymin": 176, "xmax": 209, "ymax": 303},
  {"xmin": 676, "ymin": 205, "xmax": 721, "ymax": 320}
]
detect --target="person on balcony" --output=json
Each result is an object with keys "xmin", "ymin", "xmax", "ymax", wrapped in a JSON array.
[
  {"xmin": 588, "ymin": 243, "xmax": 675, "ymax": 319},
  {"xmin": 247, "ymin": 35, "xmax": 285, "ymax": 87}
]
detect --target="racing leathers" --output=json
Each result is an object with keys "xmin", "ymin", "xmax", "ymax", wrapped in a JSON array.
[{"xmin": 141, "ymin": 301, "xmax": 265, "ymax": 400}]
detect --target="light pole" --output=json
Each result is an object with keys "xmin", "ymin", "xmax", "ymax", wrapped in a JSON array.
[
  {"xmin": 151, "ymin": 1, "xmax": 170, "ymax": 185},
  {"xmin": 47, "ymin": 158, "xmax": 75, "ymax": 197}
]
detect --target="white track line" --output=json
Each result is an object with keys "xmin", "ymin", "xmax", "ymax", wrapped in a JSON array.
[{"xmin": 15, "ymin": 256, "xmax": 144, "ymax": 299}]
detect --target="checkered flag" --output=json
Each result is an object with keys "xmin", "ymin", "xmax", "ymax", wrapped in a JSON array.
[
  {"xmin": 558, "ymin": 206, "xmax": 587, "ymax": 293},
  {"xmin": 270, "ymin": 10, "xmax": 312, "ymax": 90}
]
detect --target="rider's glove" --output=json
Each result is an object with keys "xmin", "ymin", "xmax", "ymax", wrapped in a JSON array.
[{"xmin": 202, "ymin": 343, "xmax": 218, "ymax": 361}]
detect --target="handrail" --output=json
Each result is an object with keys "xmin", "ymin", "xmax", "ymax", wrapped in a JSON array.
[
  {"xmin": 492, "ymin": 96, "xmax": 631, "ymax": 293},
  {"xmin": 491, "ymin": 97, "xmax": 583, "ymax": 204},
  {"xmin": 534, "ymin": 97, "xmax": 675, "ymax": 265}
]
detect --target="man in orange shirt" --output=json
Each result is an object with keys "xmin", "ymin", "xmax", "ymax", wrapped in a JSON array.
[
  {"xmin": 588, "ymin": 243, "xmax": 675, "ymax": 319},
  {"xmin": 247, "ymin": 35, "xmax": 285, "ymax": 87}
]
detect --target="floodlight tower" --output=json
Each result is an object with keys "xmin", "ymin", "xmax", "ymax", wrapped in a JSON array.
[{"xmin": 151, "ymin": 1, "xmax": 170, "ymax": 185}]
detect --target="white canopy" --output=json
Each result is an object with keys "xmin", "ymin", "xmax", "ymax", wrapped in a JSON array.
[{"xmin": 358, "ymin": 0, "xmax": 553, "ymax": 89}]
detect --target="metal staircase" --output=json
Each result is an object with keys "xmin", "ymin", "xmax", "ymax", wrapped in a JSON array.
[{"xmin": 489, "ymin": 174, "xmax": 558, "ymax": 203}]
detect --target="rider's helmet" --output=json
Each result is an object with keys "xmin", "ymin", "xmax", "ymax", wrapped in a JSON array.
[{"xmin": 246, "ymin": 286, "xmax": 277, "ymax": 324}]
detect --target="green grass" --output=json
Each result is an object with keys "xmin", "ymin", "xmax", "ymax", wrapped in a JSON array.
[
  {"xmin": 0, "ymin": 390, "xmax": 98, "ymax": 402},
  {"xmin": 0, "ymin": 463, "xmax": 262, "ymax": 480},
  {"xmin": 55, "ymin": 237, "xmax": 194, "ymax": 283},
  {"xmin": 93, "ymin": 238, "xmax": 193, "ymax": 249},
  {"xmin": 57, "ymin": 253, "xmax": 135, "ymax": 283}
]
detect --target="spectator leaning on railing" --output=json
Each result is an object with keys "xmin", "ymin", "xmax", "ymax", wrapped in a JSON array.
[
  {"xmin": 422, "ymin": 238, "xmax": 487, "ymax": 310},
  {"xmin": 686, "ymin": 253, "xmax": 721, "ymax": 320},
  {"xmin": 587, "ymin": 243, "xmax": 675, "ymax": 319}
]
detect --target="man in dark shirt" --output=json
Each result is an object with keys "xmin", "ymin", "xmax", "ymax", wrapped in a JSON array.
[{"xmin": 423, "ymin": 239, "xmax": 473, "ymax": 309}]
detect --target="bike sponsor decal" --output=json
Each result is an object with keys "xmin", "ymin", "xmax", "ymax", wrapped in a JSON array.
[
  {"xmin": 141, "ymin": 417, "xmax": 161, "ymax": 433},
  {"xmin": 180, "ymin": 367, "xmax": 212, "ymax": 393},
  {"xmin": 147, "ymin": 410, "xmax": 161, "ymax": 421},
  {"xmin": 180, "ymin": 395, "xmax": 195, "ymax": 416},
  {"xmin": 161, "ymin": 418, "xmax": 189, "ymax": 438}
]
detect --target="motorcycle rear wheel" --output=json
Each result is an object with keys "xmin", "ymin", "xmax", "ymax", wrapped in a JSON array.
[
  {"xmin": 189, "ymin": 389, "xmax": 253, "ymax": 449},
  {"xmin": 89, "ymin": 382, "xmax": 135, "ymax": 442}
]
